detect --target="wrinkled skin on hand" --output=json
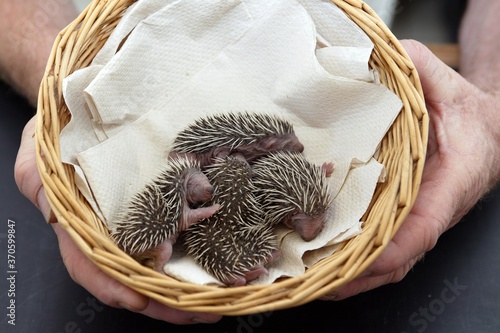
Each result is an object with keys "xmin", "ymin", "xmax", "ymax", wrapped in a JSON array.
[{"xmin": 331, "ymin": 40, "xmax": 500, "ymax": 300}]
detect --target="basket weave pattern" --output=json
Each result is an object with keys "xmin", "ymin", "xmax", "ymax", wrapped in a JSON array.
[{"xmin": 36, "ymin": 0, "xmax": 428, "ymax": 315}]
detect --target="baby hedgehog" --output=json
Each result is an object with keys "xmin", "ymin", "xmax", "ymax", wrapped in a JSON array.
[
  {"xmin": 110, "ymin": 156, "xmax": 219, "ymax": 272},
  {"xmin": 182, "ymin": 155, "xmax": 279, "ymax": 286},
  {"xmin": 170, "ymin": 112, "xmax": 304, "ymax": 167},
  {"xmin": 252, "ymin": 151, "xmax": 334, "ymax": 241}
]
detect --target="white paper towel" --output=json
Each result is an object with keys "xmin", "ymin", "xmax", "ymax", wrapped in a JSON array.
[{"xmin": 60, "ymin": 0, "xmax": 402, "ymax": 285}]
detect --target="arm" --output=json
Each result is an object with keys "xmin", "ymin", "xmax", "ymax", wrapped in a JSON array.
[
  {"xmin": 459, "ymin": 0, "xmax": 500, "ymax": 174},
  {"xmin": 459, "ymin": 0, "xmax": 500, "ymax": 94},
  {"xmin": 0, "ymin": 0, "xmax": 78, "ymax": 104},
  {"xmin": 333, "ymin": 0, "xmax": 500, "ymax": 299}
]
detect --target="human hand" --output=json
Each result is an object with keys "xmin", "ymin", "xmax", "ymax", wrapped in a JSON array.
[
  {"xmin": 333, "ymin": 39, "xmax": 500, "ymax": 300},
  {"xmin": 15, "ymin": 116, "xmax": 222, "ymax": 324}
]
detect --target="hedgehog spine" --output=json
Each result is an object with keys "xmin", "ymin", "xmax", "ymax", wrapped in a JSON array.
[
  {"xmin": 252, "ymin": 151, "xmax": 333, "ymax": 228},
  {"xmin": 173, "ymin": 112, "xmax": 295, "ymax": 153},
  {"xmin": 111, "ymin": 157, "xmax": 204, "ymax": 255},
  {"xmin": 182, "ymin": 156, "xmax": 277, "ymax": 285}
]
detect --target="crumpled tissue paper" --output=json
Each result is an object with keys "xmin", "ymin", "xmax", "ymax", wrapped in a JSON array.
[{"xmin": 60, "ymin": 0, "xmax": 402, "ymax": 285}]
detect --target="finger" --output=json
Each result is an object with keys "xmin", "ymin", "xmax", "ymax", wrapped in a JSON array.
[
  {"xmin": 338, "ymin": 133, "xmax": 463, "ymax": 296},
  {"xmin": 334, "ymin": 128, "xmax": 461, "ymax": 299},
  {"xmin": 53, "ymin": 223, "xmax": 148, "ymax": 310},
  {"xmin": 333, "ymin": 41, "xmax": 485, "ymax": 301},
  {"xmin": 139, "ymin": 299, "xmax": 222, "ymax": 324},
  {"xmin": 363, "ymin": 150, "xmax": 453, "ymax": 277},
  {"xmin": 402, "ymin": 39, "xmax": 490, "ymax": 220},
  {"xmin": 400, "ymin": 39, "xmax": 466, "ymax": 106},
  {"xmin": 53, "ymin": 224, "xmax": 221, "ymax": 324},
  {"xmin": 334, "ymin": 253, "xmax": 422, "ymax": 300},
  {"xmin": 14, "ymin": 116, "xmax": 55, "ymax": 222},
  {"xmin": 338, "ymin": 143, "xmax": 457, "ymax": 292}
]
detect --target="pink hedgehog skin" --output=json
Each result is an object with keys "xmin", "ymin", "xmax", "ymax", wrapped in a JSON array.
[
  {"xmin": 183, "ymin": 155, "xmax": 279, "ymax": 286},
  {"xmin": 111, "ymin": 157, "xmax": 219, "ymax": 272},
  {"xmin": 170, "ymin": 112, "xmax": 304, "ymax": 167}
]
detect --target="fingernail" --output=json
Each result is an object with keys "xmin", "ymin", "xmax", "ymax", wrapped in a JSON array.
[
  {"xmin": 118, "ymin": 302, "xmax": 137, "ymax": 312},
  {"xmin": 319, "ymin": 292, "xmax": 338, "ymax": 301},
  {"xmin": 36, "ymin": 188, "xmax": 55, "ymax": 223},
  {"xmin": 192, "ymin": 317, "xmax": 211, "ymax": 324},
  {"xmin": 192, "ymin": 315, "xmax": 221, "ymax": 324},
  {"xmin": 358, "ymin": 270, "xmax": 372, "ymax": 278}
]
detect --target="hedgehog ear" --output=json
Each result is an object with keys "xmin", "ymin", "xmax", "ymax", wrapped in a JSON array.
[
  {"xmin": 260, "ymin": 136, "xmax": 280, "ymax": 149},
  {"xmin": 213, "ymin": 147, "xmax": 231, "ymax": 160},
  {"xmin": 290, "ymin": 213, "xmax": 325, "ymax": 242},
  {"xmin": 281, "ymin": 210, "xmax": 299, "ymax": 230}
]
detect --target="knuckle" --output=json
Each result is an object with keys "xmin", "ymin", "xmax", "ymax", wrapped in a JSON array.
[
  {"xmin": 389, "ymin": 264, "xmax": 413, "ymax": 284},
  {"xmin": 93, "ymin": 288, "xmax": 115, "ymax": 308}
]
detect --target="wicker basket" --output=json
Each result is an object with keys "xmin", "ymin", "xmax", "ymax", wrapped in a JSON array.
[{"xmin": 36, "ymin": 0, "xmax": 428, "ymax": 315}]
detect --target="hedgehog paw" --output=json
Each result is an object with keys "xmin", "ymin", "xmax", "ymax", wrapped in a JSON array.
[
  {"xmin": 134, "ymin": 240, "xmax": 173, "ymax": 273},
  {"xmin": 151, "ymin": 240, "xmax": 174, "ymax": 272},
  {"xmin": 225, "ymin": 266, "xmax": 269, "ymax": 287},
  {"xmin": 266, "ymin": 248, "xmax": 281, "ymax": 265},
  {"xmin": 181, "ymin": 204, "xmax": 220, "ymax": 231}
]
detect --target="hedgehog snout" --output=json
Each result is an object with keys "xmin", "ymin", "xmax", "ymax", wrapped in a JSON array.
[
  {"xmin": 180, "ymin": 203, "xmax": 220, "ymax": 232},
  {"xmin": 285, "ymin": 134, "xmax": 305, "ymax": 153},
  {"xmin": 288, "ymin": 212, "xmax": 326, "ymax": 242},
  {"xmin": 184, "ymin": 170, "xmax": 214, "ymax": 204},
  {"xmin": 223, "ymin": 266, "xmax": 269, "ymax": 287}
]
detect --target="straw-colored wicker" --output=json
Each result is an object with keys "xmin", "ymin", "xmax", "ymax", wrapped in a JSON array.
[{"xmin": 35, "ymin": 0, "xmax": 428, "ymax": 315}]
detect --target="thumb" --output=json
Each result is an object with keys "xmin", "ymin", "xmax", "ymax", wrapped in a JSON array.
[
  {"xmin": 14, "ymin": 116, "xmax": 55, "ymax": 222},
  {"xmin": 400, "ymin": 39, "xmax": 465, "ymax": 105}
]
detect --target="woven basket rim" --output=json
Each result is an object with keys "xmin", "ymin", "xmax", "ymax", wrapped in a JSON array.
[{"xmin": 35, "ymin": 0, "xmax": 428, "ymax": 315}]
